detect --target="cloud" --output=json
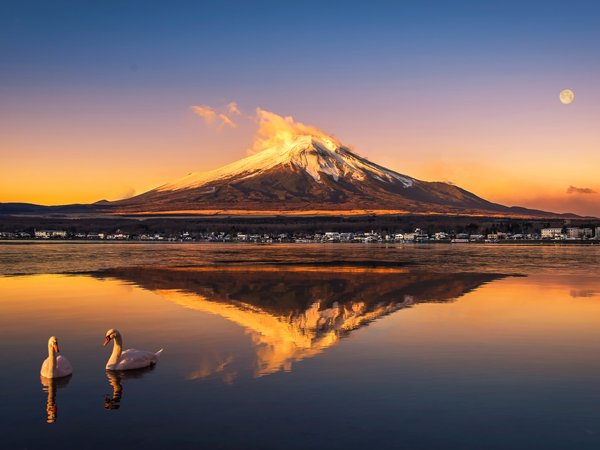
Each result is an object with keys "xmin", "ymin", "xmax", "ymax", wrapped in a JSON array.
[
  {"xmin": 189, "ymin": 103, "xmax": 341, "ymax": 149},
  {"xmin": 566, "ymin": 185, "xmax": 597, "ymax": 195},
  {"xmin": 570, "ymin": 289, "xmax": 599, "ymax": 298},
  {"xmin": 190, "ymin": 104, "xmax": 237, "ymax": 129},
  {"xmin": 227, "ymin": 101, "xmax": 241, "ymax": 116},
  {"xmin": 218, "ymin": 113, "xmax": 236, "ymax": 129},
  {"xmin": 250, "ymin": 108, "xmax": 340, "ymax": 154},
  {"xmin": 190, "ymin": 105, "xmax": 217, "ymax": 124}
]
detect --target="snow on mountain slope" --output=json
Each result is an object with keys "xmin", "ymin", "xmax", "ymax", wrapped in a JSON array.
[{"xmin": 157, "ymin": 135, "xmax": 414, "ymax": 192}]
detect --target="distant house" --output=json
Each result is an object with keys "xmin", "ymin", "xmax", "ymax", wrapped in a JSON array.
[
  {"xmin": 324, "ymin": 232, "xmax": 340, "ymax": 242},
  {"xmin": 541, "ymin": 228, "xmax": 562, "ymax": 239},
  {"xmin": 34, "ymin": 230, "xmax": 67, "ymax": 239},
  {"xmin": 566, "ymin": 227, "xmax": 592, "ymax": 239}
]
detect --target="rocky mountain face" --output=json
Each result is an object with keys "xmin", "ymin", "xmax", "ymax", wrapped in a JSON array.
[{"xmin": 114, "ymin": 134, "xmax": 550, "ymax": 216}]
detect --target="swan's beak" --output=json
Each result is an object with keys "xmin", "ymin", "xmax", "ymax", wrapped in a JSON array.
[
  {"xmin": 53, "ymin": 343, "xmax": 59, "ymax": 353},
  {"xmin": 103, "ymin": 336, "xmax": 111, "ymax": 346}
]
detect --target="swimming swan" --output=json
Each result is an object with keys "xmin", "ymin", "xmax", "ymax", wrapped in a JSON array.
[
  {"xmin": 103, "ymin": 329, "xmax": 163, "ymax": 371},
  {"xmin": 40, "ymin": 336, "xmax": 73, "ymax": 379}
]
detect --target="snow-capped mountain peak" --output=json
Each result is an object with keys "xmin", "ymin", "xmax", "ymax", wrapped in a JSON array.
[{"xmin": 157, "ymin": 134, "xmax": 414, "ymax": 192}]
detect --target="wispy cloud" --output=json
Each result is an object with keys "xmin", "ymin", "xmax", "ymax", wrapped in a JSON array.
[
  {"xmin": 218, "ymin": 113, "xmax": 236, "ymax": 129},
  {"xmin": 190, "ymin": 103, "xmax": 237, "ymax": 129},
  {"xmin": 566, "ymin": 185, "xmax": 597, "ymax": 195},
  {"xmin": 189, "ymin": 103, "xmax": 341, "ymax": 149},
  {"xmin": 190, "ymin": 105, "xmax": 217, "ymax": 124},
  {"xmin": 227, "ymin": 101, "xmax": 241, "ymax": 116}
]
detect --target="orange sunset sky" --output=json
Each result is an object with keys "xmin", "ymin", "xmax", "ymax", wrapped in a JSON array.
[{"xmin": 1, "ymin": 2, "xmax": 599, "ymax": 216}]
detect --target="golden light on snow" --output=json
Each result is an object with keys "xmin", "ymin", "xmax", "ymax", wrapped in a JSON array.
[{"xmin": 559, "ymin": 89, "xmax": 575, "ymax": 105}]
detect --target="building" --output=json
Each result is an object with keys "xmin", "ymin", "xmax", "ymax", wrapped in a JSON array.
[
  {"xmin": 566, "ymin": 227, "xmax": 593, "ymax": 239},
  {"xmin": 324, "ymin": 232, "xmax": 340, "ymax": 242},
  {"xmin": 596, "ymin": 227, "xmax": 600, "ymax": 240},
  {"xmin": 106, "ymin": 233, "xmax": 129, "ymax": 240},
  {"xmin": 541, "ymin": 228, "xmax": 562, "ymax": 239},
  {"xmin": 34, "ymin": 230, "xmax": 67, "ymax": 239}
]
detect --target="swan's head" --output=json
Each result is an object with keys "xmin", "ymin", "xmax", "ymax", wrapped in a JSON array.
[
  {"xmin": 103, "ymin": 329, "xmax": 120, "ymax": 346},
  {"xmin": 48, "ymin": 336, "xmax": 59, "ymax": 353}
]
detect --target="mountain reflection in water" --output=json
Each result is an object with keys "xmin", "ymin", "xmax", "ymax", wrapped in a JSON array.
[{"xmin": 93, "ymin": 267, "xmax": 509, "ymax": 380}]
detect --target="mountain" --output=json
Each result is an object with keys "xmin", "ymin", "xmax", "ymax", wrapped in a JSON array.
[
  {"xmin": 113, "ymin": 133, "xmax": 562, "ymax": 217},
  {"xmin": 0, "ymin": 129, "xmax": 583, "ymax": 218}
]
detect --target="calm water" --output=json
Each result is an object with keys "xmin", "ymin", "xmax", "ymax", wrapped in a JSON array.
[{"xmin": 1, "ymin": 243, "xmax": 600, "ymax": 449}]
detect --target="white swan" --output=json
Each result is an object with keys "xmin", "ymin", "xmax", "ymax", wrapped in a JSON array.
[
  {"xmin": 40, "ymin": 336, "xmax": 73, "ymax": 379},
  {"xmin": 103, "ymin": 329, "xmax": 163, "ymax": 371}
]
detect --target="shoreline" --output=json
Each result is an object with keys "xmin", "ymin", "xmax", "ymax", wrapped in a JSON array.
[{"xmin": 0, "ymin": 239, "xmax": 599, "ymax": 246}]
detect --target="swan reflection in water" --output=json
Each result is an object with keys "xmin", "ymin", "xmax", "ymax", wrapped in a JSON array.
[
  {"xmin": 40, "ymin": 375, "xmax": 71, "ymax": 423},
  {"xmin": 104, "ymin": 365, "xmax": 155, "ymax": 410}
]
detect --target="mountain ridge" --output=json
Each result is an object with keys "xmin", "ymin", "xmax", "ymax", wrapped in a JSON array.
[
  {"xmin": 0, "ymin": 133, "xmax": 591, "ymax": 219},
  {"xmin": 112, "ymin": 134, "xmax": 572, "ymax": 218}
]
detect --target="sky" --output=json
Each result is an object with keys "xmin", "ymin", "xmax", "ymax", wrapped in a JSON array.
[{"xmin": 1, "ymin": 0, "xmax": 599, "ymax": 215}]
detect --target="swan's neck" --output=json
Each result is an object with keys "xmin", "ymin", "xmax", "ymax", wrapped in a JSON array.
[
  {"xmin": 47, "ymin": 346, "xmax": 57, "ymax": 375},
  {"xmin": 108, "ymin": 336, "xmax": 123, "ymax": 367}
]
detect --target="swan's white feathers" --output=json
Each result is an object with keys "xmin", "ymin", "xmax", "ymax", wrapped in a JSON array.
[
  {"xmin": 107, "ymin": 348, "xmax": 161, "ymax": 371},
  {"xmin": 40, "ymin": 354, "xmax": 73, "ymax": 378}
]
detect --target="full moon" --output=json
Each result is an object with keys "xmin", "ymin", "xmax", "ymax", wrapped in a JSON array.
[{"xmin": 559, "ymin": 89, "xmax": 575, "ymax": 105}]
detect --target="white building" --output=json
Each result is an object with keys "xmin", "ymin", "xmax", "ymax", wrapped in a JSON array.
[
  {"xmin": 324, "ymin": 232, "xmax": 340, "ymax": 241},
  {"xmin": 541, "ymin": 228, "xmax": 562, "ymax": 239},
  {"xmin": 566, "ymin": 227, "xmax": 592, "ymax": 239},
  {"xmin": 34, "ymin": 230, "xmax": 67, "ymax": 239}
]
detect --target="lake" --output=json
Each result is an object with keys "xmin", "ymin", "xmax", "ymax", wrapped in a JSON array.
[{"xmin": 1, "ymin": 243, "xmax": 600, "ymax": 449}]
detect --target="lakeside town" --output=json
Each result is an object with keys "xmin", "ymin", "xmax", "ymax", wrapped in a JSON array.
[{"xmin": 1, "ymin": 225, "xmax": 600, "ymax": 244}]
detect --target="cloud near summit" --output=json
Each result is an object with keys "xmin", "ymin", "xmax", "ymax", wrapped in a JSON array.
[
  {"xmin": 189, "ymin": 102, "xmax": 341, "ymax": 154},
  {"xmin": 250, "ymin": 108, "xmax": 340, "ymax": 154}
]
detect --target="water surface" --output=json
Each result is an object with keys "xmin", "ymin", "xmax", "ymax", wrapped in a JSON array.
[{"xmin": 1, "ymin": 244, "xmax": 600, "ymax": 449}]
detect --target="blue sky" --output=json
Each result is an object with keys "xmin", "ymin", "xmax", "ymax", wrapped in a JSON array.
[{"xmin": 1, "ymin": 0, "xmax": 599, "ymax": 214}]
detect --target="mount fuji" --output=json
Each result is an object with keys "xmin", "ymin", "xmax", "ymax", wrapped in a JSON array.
[{"xmin": 111, "ymin": 133, "xmax": 561, "ymax": 217}]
